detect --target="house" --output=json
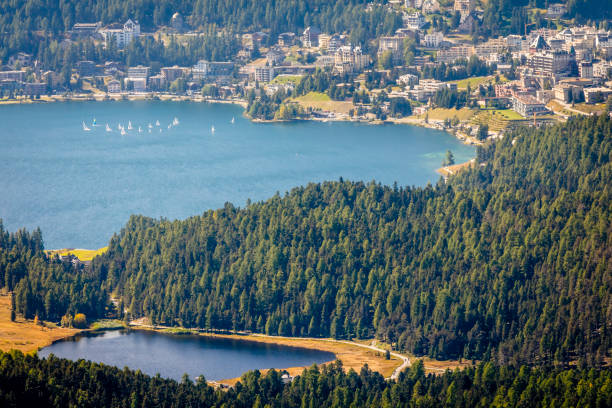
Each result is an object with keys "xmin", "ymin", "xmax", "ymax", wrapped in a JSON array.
[
  {"xmin": 107, "ymin": 79, "xmax": 121, "ymax": 93},
  {"xmin": 8, "ymin": 52, "xmax": 33, "ymax": 68},
  {"xmin": 100, "ymin": 19, "xmax": 140, "ymax": 48},
  {"xmin": 24, "ymin": 83, "xmax": 46, "ymax": 96},
  {"xmin": 0, "ymin": 70, "xmax": 26, "ymax": 81},
  {"xmin": 454, "ymin": 0, "xmax": 475, "ymax": 19},
  {"xmin": 125, "ymin": 77, "xmax": 147, "ymax": 92},
  {"xmin": 398, "ymin": 73, "xmax": 419, "ymax": 86},
  {"xmin": 546, "ymin": 3, "xmax": 567, "ymax": 19},
  {"xmin": 302, "ymin": 26, "xmax": 322, "ymax": 48},
  {"xmin": 77, "ymin": 60, "xmax": 96, "ymax": 77},
  {"xmin": 403, "ymin": 12, "xmax": 426, "ymax": 29},
  {"xmin": 583, "ymin": 87, "xmax": 612, "ymax": 103},
  {"xmin": 70, "ymin": 22, "xmax": 102, "ymax": 39},
  {"xmin": 278, "ymin": 32, "xmax": 296, "ymax": 47},
  {"xmin": 512, "ymin": 94, "xmax": 548, "ymax": 117},
  {"xmin": 421, "ymin": 0, "xmax": 440, "ymax": 14},
  {"xmin": 266, "ymin": 48, "xmax": 285, "ymax": 66},
  {"xmin": 127, "ymin": 65, "xmax": 150, "ymax": 79},
  {"xmin": 436, "ymin": 46, "xmax": 474, "ymax": 63},
  {"xmin": 148, "ymin": 74, "xmax": 166, "ymax": 90}
]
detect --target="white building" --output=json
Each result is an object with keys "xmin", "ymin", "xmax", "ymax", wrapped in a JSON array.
[
  {"xmin": 334, "ymin": 46, "xmax": 369, "ymax": 74},
  {"xmin": 107, "ymin": 79, "xmax": 121, "ymax": 93},
  {"xmin": 512, "ymin": 94, "xmax": 548, "ymax": 117},
  {"xmin": 100, "ymin": 19, "xmax": 140, "ymax": 48},
  {"xmin": 255, "ymin": 66, "xmax": 275, "ymax": 82},
  {"xmin": 403, "ymin": 12, "xmax": 426, "ymax": 30},
  {"xmin": 423, "ymin": 32, "xmax": 443, "ymax": 48},
  {"xmin": 546, "ymin": 4, "xmax": 567, "ymax": 19}
]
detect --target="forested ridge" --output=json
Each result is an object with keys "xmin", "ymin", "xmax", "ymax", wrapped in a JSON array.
[
  {"xmin": 0, "ymin": 223, "xmax": 107, "ymax": 321},
  {"xmin": 1, "ymin": 350, "xmax": 611, "ymax": 408},
  {"xmin": 84, "ymin": 114, "xmax": 612, "ymax": 365}
]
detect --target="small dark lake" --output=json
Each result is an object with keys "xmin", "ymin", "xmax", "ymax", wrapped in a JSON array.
[{"xmin": 38, "ymin": 329, "xmax": 336, "ymax": 381}]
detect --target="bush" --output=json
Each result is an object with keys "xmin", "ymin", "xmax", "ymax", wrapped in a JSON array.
[{"xmin": 73, "ymin": 313, "xmax": 87, "ymax": 329}]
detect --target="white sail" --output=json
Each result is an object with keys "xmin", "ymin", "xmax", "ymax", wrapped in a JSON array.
[
  {"xmin": 173, "ymin": 117, "xmax": 179, "ymax": 126},
  {"xmin": 82, "ymin": 121, "xmax": 91, "ymax": 131},
  {"xmin": 168, "ymin": 124, "xmax": 172, "ymax": 129},
  {"xmin": 148, "ymin": 123, "xmax": 153, "ymax": 129},
  {"xmin": 106, "ymin": 124, "xmax": 112, "ymax": 132},
  {"xmin": 120, "ymin": 127, "xmax": 126, "ymax": 136},
  {"xmin": 156, "ymin": 120, "xmax": 160, "ymax": 126},
  {"xmin": 211, "ymin": 126, "xmax": 215, "ymax": 134},
  {"xmin": 231, "ymin": 117, "xmax": 235, "ymax": 124},
  {"xmin": 117, "ymin": 124, "xmax": 122, "ymax": 131},
  {"xmin": 128, "ymin": 121, "xmax": 133, "ymax": 130},
  {"xmin": 138, "ymin": 126, "xmax": 142, "ymax": 133}
]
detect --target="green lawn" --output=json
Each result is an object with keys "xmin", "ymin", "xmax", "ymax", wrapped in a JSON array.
[
  {"xmin": 271, "ymin": 75, "xmax": 304, "ymax": 85},
  {"xmin": 491, "ymin": 109, "xmax": 524, "ymax": 120},
  {"xmin": 452, "ymin": 75, "xmax": 495, "ymax": 90},
  {"xmin": 297, "ymin": 91, "xmax": 331, "ymax": 102}
]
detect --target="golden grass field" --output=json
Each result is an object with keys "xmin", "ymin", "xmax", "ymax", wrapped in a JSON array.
[
  {"xmin": 292, "ymin": 92, "xmax": 354, "ymax": 115},
  {"xmin": 197, "ymin": 333, "xmax": 402, "ymax": 385},
  {"xmin": 46, "ymin": 247, "xmax": 108, "ymax": 261},
  {"xmin": 0, "ymin": 293, "xmax": 79, "ymax": 353},
  {"xmin": 416, "ymin": 107, "xmax": 478, "ymax": 121}
]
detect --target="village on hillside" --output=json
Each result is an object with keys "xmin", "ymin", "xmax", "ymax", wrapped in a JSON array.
[{"xmin": 2, "ymin": 0, "xmax": 612, "ymax": 139}]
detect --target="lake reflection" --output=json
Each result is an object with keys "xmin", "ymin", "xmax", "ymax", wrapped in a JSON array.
[{"xmin": 38, "ymin": 329, "xmax": 336, "ymax": 381}]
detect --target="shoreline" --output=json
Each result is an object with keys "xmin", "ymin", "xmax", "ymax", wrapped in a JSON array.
[
  {"xmin": 127, "ymin": 321, "xmax": 407, "ymax": 385},
  {"xmin": 0, "ymin": 93, "xmax": 478, "ymax": 147}
]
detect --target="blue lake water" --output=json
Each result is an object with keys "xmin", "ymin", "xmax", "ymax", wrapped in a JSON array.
[
  {"xmin": 0, "ymin": 101, "xmax": 474, "ymax": 249},
  {"xmin": 38, "ymin": 329, "xmax": 336, "ymax": 381}
]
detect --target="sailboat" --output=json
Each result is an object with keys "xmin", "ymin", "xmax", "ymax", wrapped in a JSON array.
[
  {"xmin": 155, "ymin": 120, "xmax": 160, "ymax": 126},
  {"xmin": 120, "ymin": 127, "xmax": 127, "ymax": 136},
  {"xmin": 92, "ymin": 118, "xmax": 98, "ymax": 127},
  {"xmin": 148, "ymin": 123, "xmax": 153, "ymax": 129},
  {"xmin": 211, "ymin": 125, "xmax": 215, "ymax": 134},
  {"xmin": 128, "ymin": 121, "xmax": 133, "ymax": 130},
  {"xmin": 138, "ymin": 126, "xmax": 142, "ymax": 133},
  {"xmin": 117, "ymin": 124, "xmax": 122, "ymax": 131},
  {"xmin": 82, "ymin": 122, "xmax": 91, "ymax": 131},
  {"xmin": 105, "ymin": 124, "xmax": 112, "ymax": 132},
  {"xmin": 173, "ymin": 117, "xmax": 179, "ymax": 126},
  {"xmin": 168, "ymin": 124, "xmax": 172, "ymax": 129},
  {"xmin": 231, "ymin": 117, "xmax": 235, "ymax": 124}
]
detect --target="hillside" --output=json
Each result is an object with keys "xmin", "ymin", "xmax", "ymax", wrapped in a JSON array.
[{"xmin": 88, "ymin": 115, "xmax": 611, "ymax": 365}]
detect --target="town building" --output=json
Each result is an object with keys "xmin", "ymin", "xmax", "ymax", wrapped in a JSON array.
[
  {"xmin": 0, "ymin": 70, "xmax": 26, "ymax": 81},
  {"xmin": 127, "ymin": 65, "xmax": 150, "ymax": 79},
  {"xmin": 266, "ymin": 48, "xmax": 285, "ymax": 66},
  {"xmin": 100, "ymin": 19, "xmax": 140, "ymax": 48},
  {"xmin": 527, "ymin": 51, "xmax": 573, "ymax": 75},
  {"xmin": 436, "ymin": 46, "xmax": 474, "ymax": 63},
  {"xmin": 378, "ymin": 36, "xmax": 405, "ymax": 64},
  {"xmin": 546, "ymin": 3, "xmax": 567, "ymax": 19},
  {"xmin": 454, "ymin": 0, "xmax": 475, "ymax": 19},
  {"xmin": 255, "ymin": 66, "xmax": 275, "ymax": 82},
  {"xmin": 402, "ymin": 12, "xmax": 426, "ymax": 30},
  {"xmin": 70, "ymin": 22, "xmax": 102, "ymax": 39},
  {"xmin": 302, "ymin": 26, "xmax": 322, "ymax": 48},
  {"xmin": 192, "ymin": 61, "xmax": 234, "ymax": 81},
  {"xmin": 77, "ymin": 61, "xmax": 96, "ymax": 77},
  {"xmin": 334, "ymin": 46, "xmax": 369, "ymax": 74},
  {"xmin": 161, "ymin": 66, "xmax": 185, "ymax": 82},
  {"xmin": 8, "ymin": 52, "xmax": 33, "ymax": 68},
  {"xmin": 278, "ymin": 32, "xmax": 296, "ymax": 47},
  {"xmin": 512, "ymin": 94, "xmax": 548, "ymax": 117},
  {"xmin": 583, "ymin": 87, "xmax": 612, "ymax": 103},
  {"xmin": 579, "ymin": 62, "xmax": 593, "ymax": 78},
  {"xmin": 422, "ymin": 0, "xmax": 440, "ymax": 14},
  {"xmin": 423, "ymin": 32, "xmax": 443, "ymax": 48},
  {"xmin": 24, "ymin": 82, "xmax": 46, "ymax": 96},
  {"xmin": 171, "ymin": 12, "xmax": 185, "ymax": 32},
  {"xmin": 148, "ymin": 74, "xmax": 166, "ymax": 90},
  {"xmin": 107, "ymin": 79, "xmax": 121, "ymax": 93}
]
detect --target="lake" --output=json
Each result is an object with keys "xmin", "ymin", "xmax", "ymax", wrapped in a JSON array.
[
  {"xmin": 0, "ymin": 101, "xmax": 474, "ymax": 249},
  {"xmin": 38, "ymin": 329, "xmax": 336, "ymax": 381}
]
